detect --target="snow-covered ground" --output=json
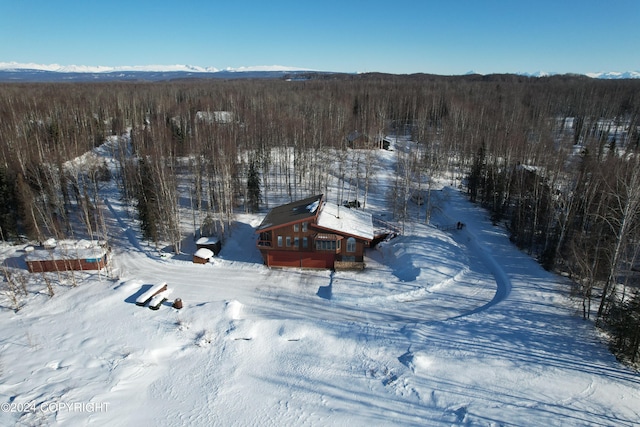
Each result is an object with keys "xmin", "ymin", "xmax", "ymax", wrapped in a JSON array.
[{"xmin": 1, "ymin": 140, "xmax": 639, "ymax": 426}]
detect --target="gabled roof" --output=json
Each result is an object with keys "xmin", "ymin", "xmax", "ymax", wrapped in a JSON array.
[
  {"xmin": 194, "ymin": 248, "xmax": 214, "ymax": 259},
  {"xmin": 25, "ymin": 240, "xmax": 107, "ymax": 262},
  {"xmin": 256, "ymin": 194, "xmax": 323, "ymax": 232},
  {"xmin": 315, "ymin": 202, "xmax": 374, "ymax": 241},
  {"xmin": 196, "ymin": 236, "xmax": 220, "ymax": 245},
  {"xmin": 347, "ymin": 130, "xmax": 366, "ymax": 142}
]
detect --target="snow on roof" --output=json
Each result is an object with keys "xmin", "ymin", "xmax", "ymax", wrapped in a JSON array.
[
  {"xmin": 194, "ymin": 248, "xmax": 214, "ymax": 259},
  {"xmin": 306, "ymin": 200, "xmax": 320, "ymax": 213},
  {"xmin": 25, "ymin": 240, "xmax": 107, "ymax": 262},
  {"xmin": 316, "ymin": 203, "xmax": 373, "ymax": 241},
  {"xmin": 196, "ymin": 236, "xmax": 220, "ymax": 245},
  {"xmin": 195, "ymin": 111, "xmax": 233, "ymax": 124}
]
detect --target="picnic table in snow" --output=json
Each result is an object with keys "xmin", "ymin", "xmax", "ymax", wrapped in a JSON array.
[
  {"xmin": 149, "ymin": 288, "xmax": 172, "ymax": 310},
  {"xmin": 135, "ymin": 282, "xmax": 168, "ymax": 306}
]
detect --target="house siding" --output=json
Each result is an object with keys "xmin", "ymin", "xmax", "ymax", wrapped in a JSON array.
[
  {"xmin": 26, "ymin": 255, "xmax": 108, "ymax": 273},
  {"xmin": 261, "ymin": 221, "xmax": 315, "ymax": 251},
  {"xmin": 265, "ymin": 250, "xmax": 334, "ymax": 269},
  {"xmin": 258, "ymin": 223, "xmax": 367, "ymax": 269},
  {"xmin": 256, "ymin": 195, "xmax": 372, "ymax": 270}
]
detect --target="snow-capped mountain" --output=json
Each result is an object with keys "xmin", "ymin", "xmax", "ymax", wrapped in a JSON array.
[
  {"xmin": 0, "ymin": 62, "xmax": 310, "ymax": 74},
  {"xmin": 0, "ymin": 62, "xmax": 638, "ymax": 81},
  {"xmin": 519, "ymin": 70, "xmax": 640, "ymax": 79},
  {"xmin": 0, "ymin": 62, "xmax": 316, "ymax": 82},
  {"xmin": 585, "ymin": 71, "xmax": 640, "ymax": 79},
  {"xmin": 518, "ymin": 71, "xmax": 555, "ymax": 78}
]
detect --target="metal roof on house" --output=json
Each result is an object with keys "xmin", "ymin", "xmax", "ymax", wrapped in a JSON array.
[
  {"xmin": 25, "ymin": 240, "xmax": 107, "ymax": 262},
  {"xmin": 316, "ymin": 202, "xmax": 374, "ymax": 241},
  {"xmin": 256, "ymin": 194, "xmax": 323, "ymax": 232}
]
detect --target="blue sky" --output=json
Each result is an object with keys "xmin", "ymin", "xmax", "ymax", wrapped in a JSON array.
[{"xmin": 1, "ymin": 0, "xmax": 638, "ymax": 75}]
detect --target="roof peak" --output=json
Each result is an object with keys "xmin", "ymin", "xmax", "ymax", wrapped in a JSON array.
[{"xmin": 256, "ymin": 194, "xmax": 323, "ymax": 232}]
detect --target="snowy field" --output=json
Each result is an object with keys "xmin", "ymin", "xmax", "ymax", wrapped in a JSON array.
[{"xmin": 1, "ymin": 140, "xmax": 639, "ymax": 426}]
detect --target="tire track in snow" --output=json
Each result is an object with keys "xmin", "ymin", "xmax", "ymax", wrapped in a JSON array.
[
  {"xmin": 104, "ymin": 197, "xmax": 147, "ymax": 255},
  {"xmin": 447, "ymin": 227, "xmax": 512, "ymax": 319},
  {"xmin": 438, "ymin": 187, "xmax": 513, "ymax": 319}
]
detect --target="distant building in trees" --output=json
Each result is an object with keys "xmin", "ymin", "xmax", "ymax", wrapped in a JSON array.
[
  {"xmin": 195, "ymin": 111, "xmax": 233, "ymax": 124},
  {"xmin": 346, "ymin": 131, "xmax": 390, "ymax": 150}
]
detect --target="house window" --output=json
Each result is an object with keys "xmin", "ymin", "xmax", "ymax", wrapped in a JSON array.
[
  {"xmin": 277, "ymin": 236, "xmax": 283, "ymax": 247},
  {"xmin": 286, "ymin": 236, "xmax": 291, "ymax": 247},
  {"xmin": 293, "ymin": 224, "xmax": 299, "ymax": 232},
  {"xmin": 294, "ymin": 237, "xmax": 299, "ymax": 248},
  {"xmin": 302, "ymin": 222, "xmax": 308, "ymax": 232},
  {"xmin": 302, "ymin": 237, "xmax": 308, "ymax": 248},
  {"xmin": 346, "ymin": 237, "xmax": 356, "ymax": 253},
  {"xmin": 260, "ymin": 232, "xmax": 272, "ymax": 246},
  {"xmin": 316, "ymin": 240, "xmax": 337, "ymax": 251}
]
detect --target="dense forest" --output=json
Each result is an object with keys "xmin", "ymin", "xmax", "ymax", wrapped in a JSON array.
[{"xmin": 1, "ymin": 74, "xmax": 639, "ymax": 365}]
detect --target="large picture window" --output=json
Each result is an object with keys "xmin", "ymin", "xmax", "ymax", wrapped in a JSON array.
[
  {"xmin": 316, "ymin": 240, "xmax": 338, "ymax": 251},
  {"xmin": 346, "ymin": 237, "xmax": 356, "ymax": 253}
]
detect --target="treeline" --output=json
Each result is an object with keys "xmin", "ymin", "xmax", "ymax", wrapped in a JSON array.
[{"xmin": 1, "ymin": 75, "xmax": 639, "ymax": 364}]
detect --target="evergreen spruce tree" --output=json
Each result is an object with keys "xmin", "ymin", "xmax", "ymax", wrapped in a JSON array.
[
  {"xmin": 247, "ymin": 160, "xmax": 261, "ymax": 213},
  {"xmin": 467, "ymin": 141, "xmax": 486, "ymax": 203},
  {"xmin": 0, "ymin": 167, "xmax": 18, "ymax": 240},
  {"xmin": 135, "ymin": 159, "xmax": 159, "ymax": 243}
]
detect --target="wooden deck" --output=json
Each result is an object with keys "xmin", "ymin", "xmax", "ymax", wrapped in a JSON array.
[{"xmin": 334, "ymin": 261, "xmax": 365, "ymax": 271}]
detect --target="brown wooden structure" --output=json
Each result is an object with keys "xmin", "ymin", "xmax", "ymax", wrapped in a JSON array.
[
  {"xmin": 25, "ymin": 240, "xmax": 108, "ymax": 273},
  {"xmin": 255, "ymin": 194, "xmax": 373, "ymax": 270}
]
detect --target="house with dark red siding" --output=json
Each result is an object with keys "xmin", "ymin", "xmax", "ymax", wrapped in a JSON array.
[
  {"xmin": 25, "ymin": 240, "xmax": 108, "ymax": 273},
  {"xmin": 255, "ymin": 194, "xmax": 373, "ymax": 270}
]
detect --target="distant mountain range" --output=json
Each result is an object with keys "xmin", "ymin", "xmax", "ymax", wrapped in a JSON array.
[
  {"xmin": 0, "ymin": 62, "xmax": 318, "ymax": 82},
  {"xmin": 519, "ymin": 70, "xmax": 640, "ymax": 79},
  {"xmin": 0, "ymin": 62, "xmax": 638, "ymax": 82},
  {"xmin": 0, "ymin": 62, "xmax": 315, "ymax": 73}
]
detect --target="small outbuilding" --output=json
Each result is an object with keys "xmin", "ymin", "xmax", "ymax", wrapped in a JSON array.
[
  {"xmin": 25, "ymin": 239, "xmax": 108, "ymax": 273},
  {"xmin": 196, "ymin": 236, "xmax": 221, "ymax": 256},
  {"xmin": 193, "ymin": 248, "xmax": 214, "ymax": 264},
  {"xmin": 347, "ymin": 131, "xmax": 390, "ymax": 150}
]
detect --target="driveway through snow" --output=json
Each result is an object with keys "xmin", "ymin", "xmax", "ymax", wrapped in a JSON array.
[
  {"xmin": 94, "ymin": 185, "xmax": 639, "ymax": 425},
  {"xmin": 2, "ymin": 141, "xmax": 639, "ymax": 425},
  {"xmin": 107, "ymin": 191, "xmax": 504, "ymax": 327},
  {"xmin": 441, "ymin": 186, "xmax": 513, "ymax": 319}
]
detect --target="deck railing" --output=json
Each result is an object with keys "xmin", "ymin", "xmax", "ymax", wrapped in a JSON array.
[
  {"xmin": 334, "ymin": 260, "xmax": 365, "ymax": 271},
  {"xmin": 372, "ymin": 216, "xmax": 402, "ymax": 236}
]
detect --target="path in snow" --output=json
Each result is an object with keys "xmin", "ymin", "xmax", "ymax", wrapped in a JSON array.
[
  {"xmin": 98, "ymin": 168, "xmax": 501, "ymax": 330},
  {"xmin": 438, "ymin": 186, "xmax": 513, "ymax": 319}
]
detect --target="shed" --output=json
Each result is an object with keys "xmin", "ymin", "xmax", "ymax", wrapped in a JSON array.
[
  {"xmin": 25, "ymin": 240, "xmax": 108, "ymax": 273},
  {"xmin": 196, "ymin": 236, "xmax": 221, "ymax": 255},
  {"xmin": 193, "ymin": 248, "xmax": 214, "ymax": 264}
]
